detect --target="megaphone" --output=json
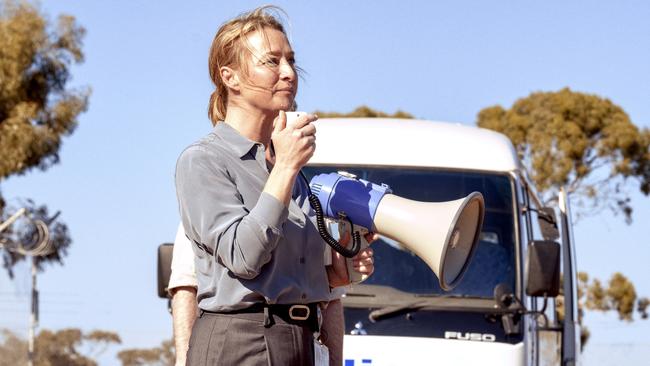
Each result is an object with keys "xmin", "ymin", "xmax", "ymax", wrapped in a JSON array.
[{"xmin": 308, "ymin": 171, "xmax": 485, "ymax": 290}]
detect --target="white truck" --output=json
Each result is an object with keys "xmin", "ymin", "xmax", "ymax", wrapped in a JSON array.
[{"xmin": 304, "ymin": 118, "xmax": 581, "ymax": 366}]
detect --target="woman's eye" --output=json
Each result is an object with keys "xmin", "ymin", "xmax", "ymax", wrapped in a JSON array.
[{"xmin": 263, "ymin": 58, "xmax": 279, "ymax": 67}]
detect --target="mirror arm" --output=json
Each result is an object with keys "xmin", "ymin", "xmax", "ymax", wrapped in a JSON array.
[
  {"xmin": 495, "ymin": 284, "xmax": 552, "ymax": 334},
  {"xmin": 522, "ymin": 205, "xmax": 556, "ymax": 225}
]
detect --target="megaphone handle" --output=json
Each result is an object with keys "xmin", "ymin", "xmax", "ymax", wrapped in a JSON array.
[
  {"xmin": 338, "ymin": 222, "xmax": 370, "ymax": 284},
  {"xmin": 322, "ymin": 218, "xmax": 338, "ymax": 266}
]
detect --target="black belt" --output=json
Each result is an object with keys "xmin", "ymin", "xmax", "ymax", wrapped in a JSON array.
[{"xmin": 201, "ymin": 303, "xmax": 321, "ymax": 332}]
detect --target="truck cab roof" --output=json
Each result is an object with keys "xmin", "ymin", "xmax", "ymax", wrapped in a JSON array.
[{"xmin": 310, "ymin": 118, "xmax": 520, "ymax": 173}]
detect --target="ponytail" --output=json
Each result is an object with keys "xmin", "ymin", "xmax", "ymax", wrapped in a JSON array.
[{"xmin": 207, "ymin": 89, "xmax": 225, "ymax": 125}]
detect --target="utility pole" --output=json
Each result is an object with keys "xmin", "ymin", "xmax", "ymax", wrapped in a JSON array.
[
  {"xmin": 0, "ymin": 208, "xmax": 55, "ymax": 366},
  {"xmin": 28, "ymin": 256, "xmax": 38, "ymax": 366}
]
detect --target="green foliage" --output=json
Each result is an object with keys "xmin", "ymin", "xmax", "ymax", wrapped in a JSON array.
[
  {"xmin": 606, "ymin": 273, "xmax": 639, "ymax": 321},
  {"xmin": 638, "ymin": 297, "xmax": 649, "ymax": 319},
  {"xmin": 0, "ymin": 329, "xmax": 27, "ymax": 366},
  {"xmin": 477, "ymin": 88, "xmax": 650, "ymax": 222},
  {"xmin": 117, "ymin": 339, "xmax": 174, "ymax": 366},
  {"xmin": 313, "ymin": 105, "xmax": 414, "ymax": 119},
  {"xmin": 0, "ymin": 0, "xmax": 88, "ymax": 275},
  {"xmin": 0, "ymin": 0, "xmax": 89, "ymax": 181},
  {"xmin": 574, "ymin": 271, "xmax": 649, "ymax": 348},
  {"xmin": 0, "ymin": 328, "xmax": 121, "ymax": 366}
]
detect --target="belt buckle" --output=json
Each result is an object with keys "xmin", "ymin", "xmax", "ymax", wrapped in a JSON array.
[{"xmin": 289, "ymin": 304, "xmax": 310, "ymax": 321}]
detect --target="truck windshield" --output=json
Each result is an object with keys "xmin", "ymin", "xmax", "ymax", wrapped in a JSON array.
[{"xmin": 303, "ymin": 166, "xmax": 516, "ymax": 299}]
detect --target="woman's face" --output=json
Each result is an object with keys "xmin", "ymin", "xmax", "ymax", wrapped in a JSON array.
[{"xmin": 237, "ymin": 27, "xmax": 297, "ymax": 113}]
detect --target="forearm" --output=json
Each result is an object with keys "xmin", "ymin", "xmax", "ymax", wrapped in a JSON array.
[
  {"xmin": 212, "ymin": 192, "xmax": 288, "ymax": 278},
  {"xmin": 210, "ymin": 165, "xmax": 298, "ymax": 278},
  {"xmin": 321, "ymin": 299, "xmax": 344, "ymax": 366},
  {"xmin": 171, "ymin": 287, "xmax": 198, "ymax": 366},
  {"xmin": 263, "ymin": 164, "xmax": 298, "ymax": 207},
  {"xmin": 176, "ymin": 148, "xmax": 289, "ymax": 279}
]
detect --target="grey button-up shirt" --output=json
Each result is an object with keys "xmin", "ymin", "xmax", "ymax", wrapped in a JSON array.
[{"xmin": 175, "ymin": 122, "xmax": 331, "ymax": 312}]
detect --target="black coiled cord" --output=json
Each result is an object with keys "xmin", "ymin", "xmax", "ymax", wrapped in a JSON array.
[{"xmin": 300, "ymin": 171, "xmax": 361, "ymax": 258}]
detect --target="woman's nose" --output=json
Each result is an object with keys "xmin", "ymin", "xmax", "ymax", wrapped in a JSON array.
[{"xmin": 279, "ymin": 59, "xmax": 296, "ymax": 81}]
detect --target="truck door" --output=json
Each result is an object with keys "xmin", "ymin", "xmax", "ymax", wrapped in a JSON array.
[
  {"xmin": 522, "ymin": 182, "xmax": 563, "ymax": 366},
  {"xmin": 559, "ymin": 188, "xmax": 580, "ymax": 366}
]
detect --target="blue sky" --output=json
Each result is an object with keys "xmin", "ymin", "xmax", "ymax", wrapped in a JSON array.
[{"xmin": 1, "ymin": 1, "xmax": 649, "ymax": 364}]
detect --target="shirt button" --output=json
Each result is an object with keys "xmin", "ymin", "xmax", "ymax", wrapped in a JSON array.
[
  {"xmin": 301, "ymin": 293, "xmax": 307, "ymax": 300},
  {"xmin": 299, "ymin": 257, "xmax": 305, "ymax": 264}
]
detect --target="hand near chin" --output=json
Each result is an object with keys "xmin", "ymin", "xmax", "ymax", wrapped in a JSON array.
[
  {"xmin": 271, "ymin": 111, "xmax": 318, "ymax": 171},
  {"xmin": 327, "ymin": 231, "xmax": 378, "ymax": 288}
]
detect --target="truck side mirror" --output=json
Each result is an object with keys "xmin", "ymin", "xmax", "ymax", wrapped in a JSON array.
[
  {"xmin": 537, "ymin": 207, "xmax": 559, "ymax": 240},
  {"xmin": 157, "ymin": 243, "xmax": 173, "ymax": 298},
  {"xmin": 526, "ymin": 240, "xmax": 560, "ymax": 297}
]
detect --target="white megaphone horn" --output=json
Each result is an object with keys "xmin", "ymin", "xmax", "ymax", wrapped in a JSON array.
[{"xmin": 308, "ymin": 171, "xmax": 485, "ymax": 290}]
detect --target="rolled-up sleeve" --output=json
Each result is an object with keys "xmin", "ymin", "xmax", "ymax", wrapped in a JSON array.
[
  {"xmin": 168, "ymin": 222, "xmax": 197, "ymax": 292},
  {"xmin": 175, "ymin": 146, "xmax": 289, "ymax": 279}
]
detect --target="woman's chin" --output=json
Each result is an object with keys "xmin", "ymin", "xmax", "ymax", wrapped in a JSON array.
[{"xmin": 274, "ymin": 100, "xmax": 295, "ymax": 111}]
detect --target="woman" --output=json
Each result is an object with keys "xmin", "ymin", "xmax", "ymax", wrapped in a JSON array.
[{"xmin": 175, "ymin": 6, "xmax": 375, "ymax": 366}]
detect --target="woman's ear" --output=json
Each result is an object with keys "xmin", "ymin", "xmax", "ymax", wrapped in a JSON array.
[{"xmin": 220, "ymin": 66, "xmax": 240, "ymax": 91}]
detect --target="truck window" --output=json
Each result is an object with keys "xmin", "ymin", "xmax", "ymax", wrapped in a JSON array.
[{"xmin": 303, "ymin": 166, "xmax": 517, "ymax": 299}]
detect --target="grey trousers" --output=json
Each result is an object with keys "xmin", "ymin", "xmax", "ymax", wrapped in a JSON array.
[{"xmin": 186, "ymin": 311, "xmax": 315, "ymax": 366}]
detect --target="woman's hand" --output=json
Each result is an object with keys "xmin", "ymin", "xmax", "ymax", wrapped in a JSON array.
[
  {"xmin": 327, "ymin": 231, "xmax": 379, "ymax": 288},
  {"xmin": 271, "ymin": 111, "xmax": 318, "ymax": 171},
  {"xmin": 263, "ymin": 111, "xmax": 317, "ymax": 207}
]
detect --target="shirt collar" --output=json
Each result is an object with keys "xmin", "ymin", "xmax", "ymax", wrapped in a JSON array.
[{"xmin": 214, "ymin": 122, "xmax": 260, "ymax": 158}]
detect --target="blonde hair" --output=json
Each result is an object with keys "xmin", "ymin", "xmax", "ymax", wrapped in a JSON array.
[{"xmin": 207, "ymin": 6, "xmax": 288, "ymax": 125}]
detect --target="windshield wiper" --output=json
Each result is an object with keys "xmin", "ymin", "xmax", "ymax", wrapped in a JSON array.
[
  {"xmin": 415, "ymin": 293, "xmax": 476, "ymax": 298},
  {"xmin": 368, "ymin": 301, "xmax": 431, "ymax": 322},
  {"xmin": 366, "ymin": 294, "xmax": 495, "ymax": 322}
]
